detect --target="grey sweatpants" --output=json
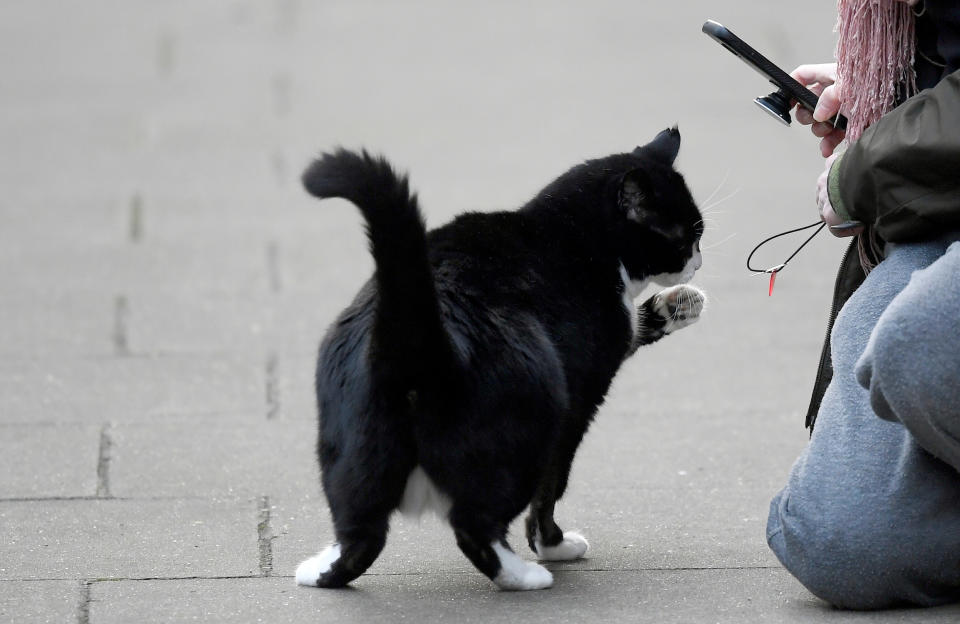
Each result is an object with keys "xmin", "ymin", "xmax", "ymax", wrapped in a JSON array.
[{"xmin": 767, "ymin": 235, "xmax": 960, "ymax": 610}]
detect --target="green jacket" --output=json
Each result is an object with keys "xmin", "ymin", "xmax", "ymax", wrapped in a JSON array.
[{"xmin": 807, "ymin": 68, "xmax": 960, "ymax": 430}]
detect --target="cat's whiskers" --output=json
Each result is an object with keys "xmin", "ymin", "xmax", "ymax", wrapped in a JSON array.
[
  {"xmin": 692, "ymin": 270, "xmax": 723, "ymax": 280},
  {"xmin": 699, "ymin": 287, "xmax": 715, "ymax": 310},
  {"xmin": 700, "ymin": 232, "xmax": 737, "ymax": 251},
  {"xmin": 698, "ymin": 207, "xmax": 730, "ymax": 218},
  {"xmin": 694, "ymin": 216, "xmax": 724, "ymax": 230},
  {"xmin": 695, "ymin": 207, "xmax": 730, "ymax": 236},
  {"xmin": 699, "ymin": 169, "xmax": 732, "ymax": 207},
  {"xmin": 700, "ymin": 188, "xmax": 740, "ymax": 215}
]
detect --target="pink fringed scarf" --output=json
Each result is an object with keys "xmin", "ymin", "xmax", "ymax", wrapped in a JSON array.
[
  {"xmin": 836, "ymin": 0, "xmax": 919, "ymax": 142},
  {"xmin": 835, "ymin": 0, "xmax": 919, "ymax": 269}
]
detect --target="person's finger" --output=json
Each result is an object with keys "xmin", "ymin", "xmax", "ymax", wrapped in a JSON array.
[
  {"xmin": 790, "ymin": 63, "xmax": 837, "ymax": 86},
  {"xmin": 819, "ymin": 132, "xmax": 845, "ymax": 158},
  {"xmin": 813, "ymin": 84, "xmax": 841, "ymax": 122},
  {"xmin": 826, "ymin": 131, "xmax": 845, "ymax": 153},
  {"xmin": 817, "ymin": 177, "xmax": 861, "ymax": 238},
  {"xmin": 820, "ymin": 138, "xmax": 834, "ymax": 158},
  {"xmin": 795, "ymin": 107, "xmax": 814, "ymax": 125},
  {"xmin": 811, "ymin": 121, "xmax": 835, "ymax": 138}
]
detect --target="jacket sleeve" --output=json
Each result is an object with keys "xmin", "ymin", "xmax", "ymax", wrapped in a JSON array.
[{"xmin": 828, "ymin": 69, "xmax": 960, "ymax": 242}]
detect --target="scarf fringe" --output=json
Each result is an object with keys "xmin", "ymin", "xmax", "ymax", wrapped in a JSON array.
[
  {"xmin": 836, "ymin": 0, "xmax": 917, "ymax": 142},
  {"xmin": 836, "ymin": 0, "xmax": 917, "ymax": 272}
]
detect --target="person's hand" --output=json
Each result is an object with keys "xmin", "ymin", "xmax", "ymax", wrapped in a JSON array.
[
  {"xmin": 816, "ymin": 153, "xmax": 862, "ymax": 237},
  {"xmin": 790, "ymin": 63, "xmax": 847, "ymax": 157}
]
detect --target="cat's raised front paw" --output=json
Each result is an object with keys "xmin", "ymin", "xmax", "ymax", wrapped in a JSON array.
[{"xmin": 653, "ymin": 284, "xmax": 706, "ymax": 333}]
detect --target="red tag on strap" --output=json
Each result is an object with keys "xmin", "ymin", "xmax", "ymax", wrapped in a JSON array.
[{"xmin": 768, "ymin": 271, "xmax": 777, "ymax": 296}]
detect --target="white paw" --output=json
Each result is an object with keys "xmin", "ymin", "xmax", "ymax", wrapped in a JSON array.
[
  {"xmin": 491, "ymin": 542, "xmax": 554, "ymax": 590},
  {"xmin": 295, "ymin": 543, "xmax": 340, "ymax": 587},
  {"xmin": 535, "ymin": 531, "xmax": 589, "ymax": 561},
  {"xmin": 494, "ymin": 560, "xmax": 554, "ymax": 591},
  {"xmin": 654, "ymin": 284, "xmax": 706, "ymax": 333}
]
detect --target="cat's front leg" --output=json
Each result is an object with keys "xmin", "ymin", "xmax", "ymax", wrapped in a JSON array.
[{"xmin": 630, "ymin": 284, "xmax": 706, "ymax": 352}]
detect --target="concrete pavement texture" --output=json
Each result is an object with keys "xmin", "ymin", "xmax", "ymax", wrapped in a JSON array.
[{"xmin": 2, "ymin": 1, "xmax": 958, "ymax": 622}]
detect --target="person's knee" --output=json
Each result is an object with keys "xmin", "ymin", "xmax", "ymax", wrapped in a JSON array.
[
  {"xmin": 856, "ymin": 290, "xmax": 960, "ymax": 469},
  {"xmin": 769, "ymin": 496, "xmax": 915, "ymax": 609},
  {"xmin": 856, "ymin": 310, "xmax": 907, "ymax": 415},
  {"xmin": 858, "ymin": 243, "xmax": 960, "ymax": 405}
]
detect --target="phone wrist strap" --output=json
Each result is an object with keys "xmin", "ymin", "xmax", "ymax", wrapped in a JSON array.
[{"xmin": 746, "ymin": 221, "xmax": 826, "ymax": 295}]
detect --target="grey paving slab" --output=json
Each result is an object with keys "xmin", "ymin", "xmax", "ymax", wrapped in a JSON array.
[
  {"xmin": 0, "ymin": 423, "xmax": 100, "ymax": 498},
  {"xmin": 0, "ymin": 356, "xmax": 265, "ymax": 424},
  {"xmin": 1, "ymin": 233, "xmax": 273, "ymax": 301},
  {"xmin": 275, "ymin": 198, "xmax": 378, "ymax": 293},
  {"xmin": 0, "ymin": 6, "xmax": 282, "ymax": 202},
  {"xmin": 275, "ymin": 353, "xmax": 319, "ymax": 422},
  {"xmin": 0, "ymin": 580, "xmax": 80, "ymax": 624},
  {"xmin": 1, "ymin": 0, "xmax": 955, "ymax": 620},
  {"xmin": 0, "ymin": 293, "xmax": 114, "ymax": 358},
  {"xmin": 87, "ymin": 570, "xmax": 960, "ymax": 624},
  {"xmin": 108, "ymin": 418, "xmax": 316, "ymax": 498},
  {"xmin": 272, "ymin": 483, "xmax": 780, "ymax": 581},
  {"xmin": 0, "ymin": 499, "xmax": 259, "ymax": 580},
  {"xmin": 577, "ymin": 405, "xmax": 806, "ymax": 492},
  {"xmin": 121, "ymin": 291, "xmax": 344, "ymax": 358},
  {"xmin": 120, "ymin": 292, "xmax": 272, "ymax": 356},
  {"xmin": 260, "ymin": 292, "xmax": 358, "ymax": 358},
  {"xmin": 0, "ymin": 198, "xmax": 124, "ymax": 274}
]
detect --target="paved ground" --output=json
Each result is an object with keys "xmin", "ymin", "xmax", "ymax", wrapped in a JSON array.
[{"xmin": 3, "ymin": 1, "xmax": 959, "ymax": 622}]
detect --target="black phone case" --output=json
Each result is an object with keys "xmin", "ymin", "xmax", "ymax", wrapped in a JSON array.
[{"xmin": 702, "ymin": 19, "xmax": 844, "ymax": 128}]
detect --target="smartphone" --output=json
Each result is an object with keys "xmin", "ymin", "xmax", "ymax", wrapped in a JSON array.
[{"xmin": 702, "ymin": 19, "xmax": 845, "ymax": 129}]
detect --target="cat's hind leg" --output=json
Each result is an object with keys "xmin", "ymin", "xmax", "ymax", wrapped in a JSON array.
[
  {"xmin": 450, "ymin": 507, "xmax": 553, "ymax": 590},
  {"xmin": 297, "ymin": 422, "xmax": 413, "ymax": 588},
  {"xmin": 525, "ymin": 501, "xmax": 589, "ymax": 562},
  {"xmin": 524, "ymin": 429, "xmax": 590, "ymax": 562},
  {"xmin": 296, "ymin": 516, "xmax": 389, "ymax": 588}
]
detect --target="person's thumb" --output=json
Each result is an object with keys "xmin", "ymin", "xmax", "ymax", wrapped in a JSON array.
[{"xmin": 813, "ymin": 84, "xmax": 840, "ymax": 122}]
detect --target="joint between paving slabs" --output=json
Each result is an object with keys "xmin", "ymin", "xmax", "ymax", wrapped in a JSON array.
[
  {"xmin": 156, "ymin": 30, "xmax": 176, "ymax": 78},
  {"xmin": 257, "ymin": 495, "xmax": 274, "ymax": 577},
  {"xmin": 96, "ymin": 424, "xmax": 114, "ymax": 499},
  {"xmin": 76, "ymin": 580, "xmax": 92, "ymax": 624},
  {"xmin": 129, "ymin": 193, "xmax": 143, "ymax": 243},
  {"xmin": 265, "ymin": 352, "xmax": 280, "ymax": 420},
  {"xmin": 112, "ymin": 295, "xmax": 130, "ymax": 357},
  {"xmin": 270, "ymin": 150, "xmax": 287, "ymax": 188},
  {"xmin": 275, "ymin": 0, "xmax": 300, "ymax": 35},
  {"xmin": 266, "ymin": 241, "xmax": 282, "ymax": 293},
  {"xmin": 272, "ymin": 73, "xmax": 291, "ymax": 117}
]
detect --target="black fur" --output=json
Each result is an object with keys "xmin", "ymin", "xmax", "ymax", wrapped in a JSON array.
[{"xmin": 302, "ymin": 128, "xmax": 703, "ymax": 588}]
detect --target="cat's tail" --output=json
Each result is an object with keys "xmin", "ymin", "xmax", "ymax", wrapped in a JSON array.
[{"xmin": 302, "ymin": 149, "xmax": 459, "ymax": 399}]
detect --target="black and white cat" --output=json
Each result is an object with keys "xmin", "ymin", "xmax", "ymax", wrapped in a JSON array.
[{"xmin": 296, "ymin": 128, "xmax": 705, "ymax": 591}]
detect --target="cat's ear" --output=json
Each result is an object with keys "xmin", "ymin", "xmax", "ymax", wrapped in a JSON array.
[
  {"xmin": 620, "ymin": 168, "xmax": 683, "ymax": 238},
  {"xmin": 619, "ymin": 168, "xmax": 654, "ymax": 223},
  {"xmin": 634, "ymin": 126, "xmax": 680, "ymax": 165}
]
